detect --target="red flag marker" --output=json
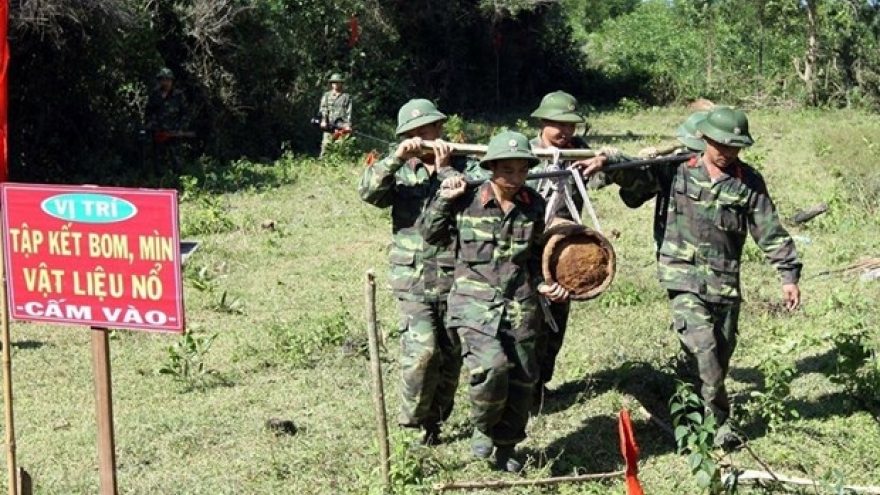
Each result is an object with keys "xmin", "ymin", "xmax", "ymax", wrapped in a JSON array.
[{"xmin": 619, "ymin": 409, "xmax": 645, "ymax": 495}]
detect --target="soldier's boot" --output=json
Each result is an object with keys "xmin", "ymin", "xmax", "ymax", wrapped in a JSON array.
[
  {"xmin": 713, "ymin": 424, "xmax": 742, "ymax": 451},
  {"xmin": 470, "ymin": 429, "xmax": 493, "ymax": 459},
  {"xmin": 421, "ymin": 424, "xmax": 442, "ymax": 446},
  {"xmin": 494, "ymin": 446, "xmax": 523, "ymax": 473}
]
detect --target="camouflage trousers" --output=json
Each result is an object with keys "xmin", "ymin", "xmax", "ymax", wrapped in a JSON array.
[
  {"xmin": 670, "ymin": 291, "xmax": 740, "ymax": 425},
  {"xmin": 457, "ymin": 326, "xmax": 538, "ymax": 447},
  {"xmin": 397, "ymin": 300, "xmax": 462, "ymax": 428},
  {"xmin": 535, "ymin": 300, "xmax": 570, "ymax": 385}
]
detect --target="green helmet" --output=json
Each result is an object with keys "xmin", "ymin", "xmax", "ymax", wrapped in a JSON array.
[
  {"xmin": 695, "ymin": 106, "xmax": 754, "ymax": 147},
  {"xmin": 530, "ymin": 91, "xmax": 585, "ymax": 123},
  {"xmin": 675, "ymin": 111, "xmax": 709, "ymax": 151},
  {"xmin": 328, "ymin": 73, "xmax": 345, "ymax": 83},
  {"xmin": 156, "ymin": 68, "xmax": 174, "ymax": 80},
  {"xmin": 395, "ymin": 99, "xmax": 447, "ymax": 136},
  {"xmin": 479, "ymin": 131, "xmax": 540, "ymax": 169}
]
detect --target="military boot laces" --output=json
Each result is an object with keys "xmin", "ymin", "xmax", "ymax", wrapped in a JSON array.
[{"xmin": 494, "ymin": 446, "xmax": 523, "ymax": 473}]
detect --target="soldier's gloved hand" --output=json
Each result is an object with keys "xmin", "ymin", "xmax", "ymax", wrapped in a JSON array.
[
  {"xmin": 395, "ymin": 137, "xmax": 424, "ymax": 160},
  {"xmin": 538, "ymin": 282, "xmax": 569, "ymax": 303},
  {"xmin": 439, "ymin": 176, "xmax": 467, "ymax": 199},
  {"xmin": 638, "ymin": 146, "xmax": 659, "ymax": 158},
  {"xmin": 782, "ymin": 283, "xmax": 800, "ymax": 311},
  {"xmin": 431, "ymin": 139, "xmax": 452, "ymax": 168},
  {"xmin": 572, "ymin": 155, "xmax": 608, "ymax": 178}
]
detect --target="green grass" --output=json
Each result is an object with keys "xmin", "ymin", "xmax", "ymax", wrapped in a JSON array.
[{"xmin": 4, "ymin": 107, "xmax": 880, "ymax": 494}]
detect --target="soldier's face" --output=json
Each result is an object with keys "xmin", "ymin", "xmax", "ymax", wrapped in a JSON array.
[
  {"xmin": 489, "ymin": 160, "xmax": 531, "ymax": 194},
  {"xmin": 159, "ymin": 77, "xmax": 173, "ymax": 91},
  {"xmin": 406, "ymin": 122, "xmax": 443, "ymax": 141},
  {"xmin": 331, "ymin": 82, "xmax": 343, "ymax": 92},
  {"xmin": 704, "ymin": 138, "xmax": 741, "ymax": 168},
  {"xmin": 541, "ymin": 120, "xmax": 576, "ymax": 147}
]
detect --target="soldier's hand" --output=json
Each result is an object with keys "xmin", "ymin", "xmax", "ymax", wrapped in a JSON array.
[
  {"xmin": 439, "ymin": 176, "xmax": 467, "ymax": 199},
  {"xmin": 638, "ymin": 146, "xmax": 659, "ymax": 159},
  {"xmin": 538, "ymin": 282, "xmax": 569, "ymax": 303},
  {"xmin": 395, "ymin": 137, "xmax": 423, "ymax": 160},
  {"xmin": 572, "ymin": 155, "xmax": 608, "ymax": 178},
  {"xmin": 782, "ymin": 283, "xmax": 800, "ymax": 311},
  {"xmin": 432, "ymin": 139, "xmax": 452, "ymax": 168}
]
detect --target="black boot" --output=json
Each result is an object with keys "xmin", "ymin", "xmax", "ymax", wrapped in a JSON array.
[
  {"xmin": 494, "ymin": 446, "xmax": 523, "ymax": 473},
  {"xmin": 422, "ymin": 424, "xmax": 442, "ymax": 446}
]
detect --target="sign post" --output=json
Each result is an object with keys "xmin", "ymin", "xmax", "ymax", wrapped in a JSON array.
[{"xmin": 1, "ymin": 184, "xmax": 185, "ymax": 494}]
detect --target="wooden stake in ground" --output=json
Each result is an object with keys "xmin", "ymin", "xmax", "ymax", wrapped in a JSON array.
[
  {"xmin": 1, "ymin": 217, "xmax": 20, "ymax": 495},
  {"xmin": 365, "ymin": 270, "xmax": 390, "ymax": 490},
  {"xmin": 432, "ymin": 470, "xmax": 625, "ymax": 491},
  {"xmin": 91, "ymin": 327, "xmax": 118, "ymax": 495}
]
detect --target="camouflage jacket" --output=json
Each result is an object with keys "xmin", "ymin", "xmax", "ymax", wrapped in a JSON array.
[
  {"xmin": 359, "ymin": 153, "xmax": 483, "ymax": 302},
  {"xmin": 609, "ymin": 156, "xmax": 802, "ymax": 302},
  {"xmin": 145, "ymin": 87, "xmax": 188, "ymax": 132},
  {"xmin": 419, "ymin": 183, "xmax": 547, "ymax": 341},
  {"xmin": 319, "ymin": 91, "xmax": 352, "ymax": 128}
]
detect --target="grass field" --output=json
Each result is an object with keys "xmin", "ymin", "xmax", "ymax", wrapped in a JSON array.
[{"xmin": 4, "ymin": 107, "xmax": 880, "ymax": 494}]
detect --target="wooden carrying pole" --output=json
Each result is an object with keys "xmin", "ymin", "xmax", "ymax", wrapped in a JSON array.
[
  {"xmin": 464, "ymin": 153, "xmax": 698, "ymax": 187},
  {"xmin": 90, "ymin": 327, "xmax": 118, "ymax": 495},
  {"xmin": 420, "ymin": 140, "xmax": 598, "ymax": 159},
  {"xmin": 365, "ymin": 271, "xmax": 390, "ymax": 490},
  {"xmin": 0, "ymin": 216, "xmax": 19, "ymax": 495}
]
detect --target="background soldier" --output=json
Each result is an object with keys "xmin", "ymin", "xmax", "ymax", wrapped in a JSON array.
[
  {"xmin": 421, "ymin": 131, "xmax": 568, "ymax": 472},
  {"xmin": 359, "ymin": 99, "xmax": 479, "ymax": 446},
  {"xmin": 144, "ymin": 67, "xmax": 191, "ymax": 176},
  {"xmin": 318, "ymin": 73, "xmax": 353, "ymax": 157},
  {"xmin": 627, "ymin": 110, "xmax": 709, "ymax": 251},
  {"xmin": 597, "ymin": 106, "xmax": 803, "ymax": 449},
  {"xmin": 527, "ymin": 90, "xmax": 620, "ymax": 400}
]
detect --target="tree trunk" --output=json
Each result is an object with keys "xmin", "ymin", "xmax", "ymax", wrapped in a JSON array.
[{"xmin": 803, "ymin": 0, "xmax": 819, "ymax": 106}]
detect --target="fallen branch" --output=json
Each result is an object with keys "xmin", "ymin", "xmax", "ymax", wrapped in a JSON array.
[
  {"xmin": 725, "ymin": 469, "xmax": 880, "ymax": 494},
  {"xmin": 790, "ymin": 203, "xmax": 828, "ymax": 224},
  {"xmin": 814, "ymin": 257, "xmax": 880, "ymax": 277},
  {"xmin": 432, "ymin": 470, "xmax": 625, "ymax": 491}
]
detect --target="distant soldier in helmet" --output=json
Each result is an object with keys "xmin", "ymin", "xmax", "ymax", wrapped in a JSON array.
[
  {"xmin": 144, "ymin": 67, "xmax": 191, "ymax": 176},
  {"xmin": 527, "ymin": 90, "xmax": 625, "ymax": 401},
  {"xmin": 359, "ymin": 99, "xmax": 483, "ymax": 447},
  {"xmin": 318, "ymin": 73, "xmax": 353, "ymax": 157},
  {"xmin": 593, "ymin": 106, "xmax": 803, "ymax": 451},
  {"xmin": 420, "ymin": 130, "xmax": 568, "ymax": 473},
  {"xmin": 625, "ymin": 111, "xmax": 710, "ymax": 251}
]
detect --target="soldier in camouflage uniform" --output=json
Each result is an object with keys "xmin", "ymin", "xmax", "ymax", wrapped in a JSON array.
[
  {"xmin": 318, "ymin": 73, "xmax": 353, "ymax": 157},
  {"xmin": 527, "ymin": 91, "xmax": 625, "ymax": 399},
  {"xmin": 145, "ymin": 68, "xmax": 190, "ymax": 176},
  {"xmin": 420, "ymin": 131, "xmax": 569, "ymax": 472},
  {"xmin": 359, "ymin": 99, "xmax": 481, "ymax": 445},
  {"xmin": 596, "ymin": 106, "xmax": 803, "ymax": 449}
]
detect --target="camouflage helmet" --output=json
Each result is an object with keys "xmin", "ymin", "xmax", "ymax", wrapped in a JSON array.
[
  {"xmin": 328, "ymin": 73, "xmax": 345, "ymax": 83},
  {"xmin": 530, "ymin": 91, "xmax": 585, "ymax": 123},
  {"xmin": 156, "ymin": 68, "xmax": 175, "ymax": 80},
  {"xmin": 479, "ymin": 130, "xmax": 540, "ymax": 169},
  {"xmin": 395, "ymin": 99, "xmax": 447, "ymax": 136},
  {"xmin": 674, "ymin": 111, "xmax": 709, "ymax": 152},
  {"xmin": 695, "ymin": 106, "xmax": 754, "ymax": 148}
]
